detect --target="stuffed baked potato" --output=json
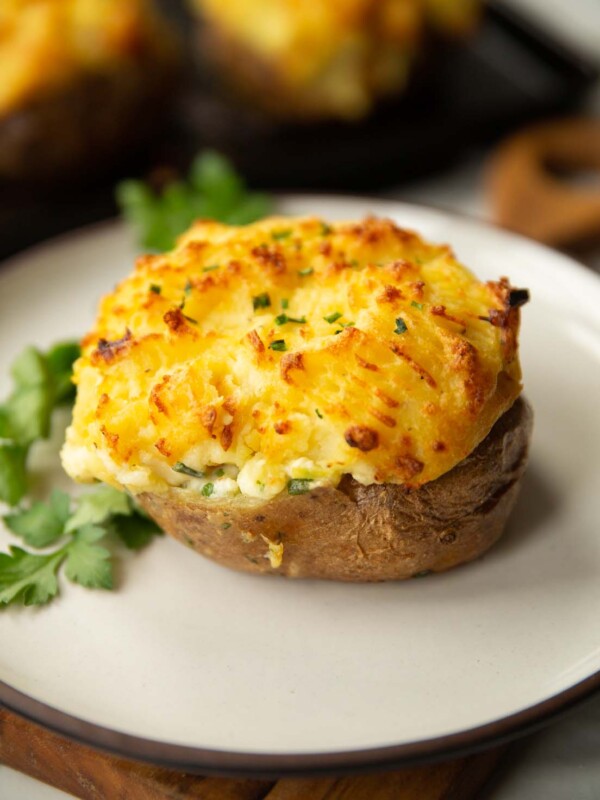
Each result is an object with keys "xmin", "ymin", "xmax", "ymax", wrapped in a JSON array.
[
  {"xmin": 0, "ymin": 0, "xmax": 177, "ymax": 181},
  {"xmin": 62, "ymin": 215, "xmax": 531, "ymax": 581}
]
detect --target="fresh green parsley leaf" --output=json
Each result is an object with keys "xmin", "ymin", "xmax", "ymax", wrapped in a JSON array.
[
  {"xmin": 65, "ymin": 485, "xmax": 130, "ymax": 533},
  {"xmin": 0, "ymin": 546, "xmax": 65, "ymax": 607},
  {"xmin": 201, "ymin": 483, "xmax": 214, "ymax": 497},
  {"xmin": 64, "ymin": 526, "xmax": 113, "ymax": 590},
  {"xmin": 394, "ymin": 318, "xmax": 408, "ymax": 335},
  {"xmin": 275, "ymin": 314, "xmax": 306, "ymax": 326},
  {"xmin": 0, "ymin": 444, "xmax": 28, "ymax": 506},
  {"xmin": 298, "ymin": 268, "xmax": 314, "ymax": 277},
  {"xmin": 45, "ymin": 342, "xmax": 80, "ymax": 405},
  {"xmin": 150, "ymin": 284, "xmax": 162, "ymax": 294},
  {"xmin": 3, "ymin": 490, "xmax": 70, "ymax": 548},
  {"xmin": 252, "ymin": 293, "xmax": 271, "ymax": 310},
  {"xmin": 172, "ymin": 462, "xmax": 205, "ymax": 479},
  {"xmin": 10, "ymin": 347, "xmax": 48, "ymax": 389},
  {"xmin": 269, "ymin": 339, "xmax": 287, "ymax": 352},
  {"xmin": 411, "ymin": 301, "xmax": 424, "ymax": 310},
  {"xmin": 5, "ymin": 384, "xmax": 53, "ymax": 444},
  {"xmin": 323, "ymin": 312, "xmax": 342, "ymax": 324},
  {"xmin": 117, "ymin": 151, "xmax": 273, "ymax": 252},
  {"xmin": 271, "ymin": 229, "xmax": 292, "ymax": 241},
  {"xmin": 287, "ymin": 479, "xmax": 312, "ymax": 495}
]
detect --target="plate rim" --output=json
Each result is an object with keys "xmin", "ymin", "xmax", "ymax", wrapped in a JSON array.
[
  {"xmin": 1, "ymin": 672, "xmax": 599, "ymax": 777},
  {"xmin": 1, "ymin": 197, "xmax": 599, "ymax": 776}
]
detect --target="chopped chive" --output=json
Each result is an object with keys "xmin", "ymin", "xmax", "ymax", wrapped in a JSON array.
[
  {"xmin": 323, "ymin": 312, "xmax": 342, "ymax": 324},
  {"xmin": 411, "ymin": 301, "xmax": 424, "ymax": 310},
  {"xmin": 173, "ymin": 462, "xmax": 204, "ymax": 479},
  {"xmin": 252, "ymin": 292, "xmax": 271, "ymax": 310},
  {"xmin": 315, "ymin": 408, "xmax": 323, "ymax": 419},
  {"xmin": 214, "ymin": 468, "xmax": 225, "ymax": 477},
  {"xmin": 203, "ymin": 264, "xmax": 219, "ymax": 272},
  {"xmin": 281, "ymin": 298, "xmax": 289, "ymax": 309},
  {"xmin": 320, "ymin": 222, "xmax": 332, "ymax": 236},
  {"xmin": 183, "ymin": 314, "xmax": 198, "ymax": 325},
  {"xmin": 394, "ymin": 317, "xmax": 407, "ymax": 334},
  {"xmin": 201, "ymin": 482, "xmax": 214, "ymax": 497},
  {"xmin": 298, "ymin": 267, "xmax": 314, "ymax": 277},
  {"xmin": 184, "ymin": 279, "xmax": 192, "ymax": 294},
  {"xmin": 271, "ymin": 229, "xmax": 292, "ymax": 241},
  {"xmin": 287, "ymin": 478, "xmax": 312, "ymax": 495},
  {"xmin": 342, "ymin": 321, "xmax": 355, "ymax": 328},
  {"xmin": 149, "ymin": 284, "xmax": 161, "ymax": 294},
  {"xmin": 334, "ymin": 330, "xmax": 343, "ymax": 335},
  {"xmin": 275, "ymin": 313, "xmax": 306, "ymax": 325},
  {"xmin": 269, "ymin": 339, "xmax": 287, "ymax": 352}
]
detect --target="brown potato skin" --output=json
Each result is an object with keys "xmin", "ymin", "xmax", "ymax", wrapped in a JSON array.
[
  {"xmin": 0, "ymin": 51, "xmax": 176, "ymax": 182},
  {"xmin": 139, "ymin": 397, "xmax": 533, "ymax": 581}
]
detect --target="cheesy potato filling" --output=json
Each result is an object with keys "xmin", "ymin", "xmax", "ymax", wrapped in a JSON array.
[
  {"xmin": 0, "ymin": 0, "xmax": 169, "ymax": 115},
  {"xmin": 62, "ymin": 216, "xmax": 523, "ymax": 500}
]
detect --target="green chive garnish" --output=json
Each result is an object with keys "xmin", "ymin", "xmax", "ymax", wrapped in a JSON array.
[
  {"xmin": 275, "ymin": 314, "xmax": 306, "ymax": 325},
  {"xmin": 201, "ymin": 483, "xmax": 214, "ymax": 497},
  {"xmin": 411, "ymin": 301, "xmax": 424, "ymax": 310},
  {"xmin": 323, "ymin": 312, "xmax": 342, "ymax": 324},
  {"xmin": 315, "ymin": 409, "xmax": 323, "ymax": 419},
  {"xmin": 214, "ymin": 468, "xmax": 225, "ymax": 477},
  {"xmin": 271, "ymin": 229, "xmax": 292, "ymax": 241},
  {"xmin": 287, "ymin": 479, "xmax": 312, "ymax": 495},
  {"xmin": 298, "ymin": 268, "xmax": 314, "ymax": 277},
  {"xmin": 173, "ymin": 462, "xmax": 204, "ymax": 479},
  {"xmin": 281, "ymin": 298, "xmax": 289, "ymax": 309},
  {"xmin": 150, "ymin": 284, "xmax": 161, "ymax": 294},
  {"xmin": 394, "ymin": 318, "xmax": 407, "ymax": 334},
  {"xmin": 253, "ymin": 292, "xmax": 271, "ymax": 310},
  {"xmin": 269, "ymin": 339, "xmax": 287, "ymax": 351}
]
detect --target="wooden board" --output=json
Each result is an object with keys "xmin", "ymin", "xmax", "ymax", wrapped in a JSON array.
[{"xmin": 0, "ymin": 708, "xmax": 507, "ymax": 799}]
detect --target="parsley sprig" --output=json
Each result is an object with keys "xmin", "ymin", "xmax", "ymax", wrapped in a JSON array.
[
  {"xmin": 117, "ymin": 151, "xmax": 273, "ymax": 252},
  {"xmin": 0, "ymin": 343, "xmax": 161, "ymax": 608}
]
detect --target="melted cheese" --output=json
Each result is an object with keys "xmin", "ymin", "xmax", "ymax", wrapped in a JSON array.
[
  {"xmin": 0, "ymin": 0, "xmax": 170, "ymax": 115},
  {"xmin": 62, "ymin": 215, "xmax": 523, "ymax": 499}
]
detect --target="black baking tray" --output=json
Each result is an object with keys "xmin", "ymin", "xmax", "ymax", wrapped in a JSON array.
[{"xmin": 0, "ymin": 0, "xmax": 597, "ymax": 261}]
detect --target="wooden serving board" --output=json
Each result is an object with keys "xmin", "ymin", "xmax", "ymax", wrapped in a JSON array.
[{"xmin": 0, "ymin": 708, "xmax": 507, "ymax": 800}]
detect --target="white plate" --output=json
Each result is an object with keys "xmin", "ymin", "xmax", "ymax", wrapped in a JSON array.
[{"xmin": 1, "ymin": 197, "xmax": 599, "ymax": 776}]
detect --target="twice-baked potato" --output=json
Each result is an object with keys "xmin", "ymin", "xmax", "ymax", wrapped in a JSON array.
[
  {"xmin": 0, "ymin": 0, "xmax": 177, "ymax": 182},
  {"xmin": 62, "ymin": 215, "xmax": 531, "ymax": 581},
  {"xmin": 189, "ymin": 0, "xmax": 481, "ymax": 120}
]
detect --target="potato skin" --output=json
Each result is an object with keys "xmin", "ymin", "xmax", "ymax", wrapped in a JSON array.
[
  {"xmin": 138, "ymin": 396, "xmax": 532, "ymax": 582},
  {"xmin": 0, "ymin": 37, "xmax": 176, "ymax": 182}
]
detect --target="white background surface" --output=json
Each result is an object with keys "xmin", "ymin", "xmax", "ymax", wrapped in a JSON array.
[{"xmin": 1, "ymin": 0, "xmax": 599, "ymax": 797}]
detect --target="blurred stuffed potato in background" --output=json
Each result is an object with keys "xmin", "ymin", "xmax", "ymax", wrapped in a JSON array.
[
  {"xmin": 190, "ymin": 0, "xmax": 481, "ymax": 120},
  {"xmin": 0, "ymin": 0, "xmax": 178, "ymax": 182}
]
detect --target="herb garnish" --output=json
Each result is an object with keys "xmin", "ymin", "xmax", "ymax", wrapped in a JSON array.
[
  {"xmin": 281, "ymin": 298, "xmax": 289, "ymax": 310},
  {"xmin": 323, "ymin": 312, "xmax": 342, "ymax": 324},
  {"xmin": 201, "ymin": 483, "xmax": 214, "ymax": 497},
  {"xmin": 269, "ymin": 340, "xmax": 287, "ymax": 352},
  {"xmin": 150, "ymin": 284, "xmax": 162, "ymax": 294},
  {"xmin": 214, "ymin": 468, "xmax": 225, "ymax": 477},
  {"xmin": 275, "ymin": 314, "xmax": 306, "ymax": 326},
  {"xmin": 411, "ymin": 301, "xmax": 423, "ymax": 310},
  {"xmin": 271, "ymin": 229, "xmax": 292, "ymax": 241},
  {"xmin": 394, "ymin": 318, "xmax": 408, "ymax": 334},
  {"xmin": 173, "ymin": 462, "xmax": 205, "ymax": 479},
  {"xmin": 315, "ymin": 409, "xmax": 323, "ymax": 419},
  {"xmin": 252, "ymin": 293, "xmax": 271, "ymax": 310},
  {"xmin": 287, "ymin": 479, "xmax": 312, "ymax": 495},
  {"xmin": 298, "ymin": 268, "xmax": 314, "ymax": 277},
  {"xmin": 117, "ymin": 151, "xmax": 272, "ymax": 252}
]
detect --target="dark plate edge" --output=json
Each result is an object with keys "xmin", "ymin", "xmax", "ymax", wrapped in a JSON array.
[{"xmin": 1, "ymin": 671, "xmax": 599, "ymax": 778}]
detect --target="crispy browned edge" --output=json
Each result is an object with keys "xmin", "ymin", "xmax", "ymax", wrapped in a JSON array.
[
  {"xmin": 0, "ymin": 41, "xmax": 177, "ymax": 182},
  {"xmin": 139, "ymin": 396, "xmax": 533, "ymax": 582}
]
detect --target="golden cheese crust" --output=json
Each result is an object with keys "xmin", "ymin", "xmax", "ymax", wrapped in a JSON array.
[
  {"xmin": 0, "ymin": 0, "xmax": 172, "ymax": 116},
  {"xmin": 62, "ymin": 215, "xmax": 524, "ymax": 502},
  {"xmin": 192, "ymin": 0, "xmax": 480, "ymax": 119}
]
